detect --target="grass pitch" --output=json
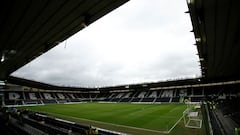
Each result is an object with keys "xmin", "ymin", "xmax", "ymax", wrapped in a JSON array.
[{"xmin": 26, "ymin": 103, "xmax": 188, "ymax": 134}]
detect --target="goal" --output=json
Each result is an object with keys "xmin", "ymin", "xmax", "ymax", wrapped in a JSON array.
[{"xmin": 183, "ymin": 102, "xmax": 202, "ymax": 129}]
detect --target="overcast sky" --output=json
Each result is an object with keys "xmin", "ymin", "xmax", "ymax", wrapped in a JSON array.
[{"xmin": 12, "ymin": 0, "xmax": 201, "ymax": 87}]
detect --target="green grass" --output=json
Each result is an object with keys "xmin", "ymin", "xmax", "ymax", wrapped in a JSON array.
[{"xmin": 25, "ymin": 103, "xmax": 187, "ymax": 134}]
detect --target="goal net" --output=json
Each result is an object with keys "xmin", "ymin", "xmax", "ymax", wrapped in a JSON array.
[{"xmin": 183, "ymin": 102, "xmax": 202, "ymax": 129}]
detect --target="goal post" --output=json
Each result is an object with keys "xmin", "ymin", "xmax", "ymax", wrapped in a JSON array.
[{"xmin": 183, "ymin": 102, "xmax": 202, "ymax": 129}]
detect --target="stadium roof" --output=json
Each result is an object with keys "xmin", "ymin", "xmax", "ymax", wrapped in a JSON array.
[
  {"xmin": 1, "ymin": 0, "xmax": 240, "ymax": 88},
  {"xmin": 7, "ymin": 75, "xmax": 201, "ymax": 91},
  {"xmin": 7, "ymin": 76, "xmax": 95, "ymax": 91},
  {"xmin": 188, "ymin": 0, "xmax": 240, "ymax": 81},
  {"xmin": 0, "ymin": 0, "xmax": 128, "ymax": 80}
]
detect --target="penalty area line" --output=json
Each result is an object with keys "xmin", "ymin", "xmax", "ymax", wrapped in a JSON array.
[{"xmin": 167, "ymin": 108, "xmax": 188, "ymax": 133}]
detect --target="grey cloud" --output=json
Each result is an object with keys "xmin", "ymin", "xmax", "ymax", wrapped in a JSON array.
[{"xmin": 12, "ymin": 0, "xmax": 200, "ymax": 87}]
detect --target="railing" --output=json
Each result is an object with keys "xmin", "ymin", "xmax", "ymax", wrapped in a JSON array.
[{"xmin": 201, "ymin": 103, "xmax": 213, "ymax": 135}]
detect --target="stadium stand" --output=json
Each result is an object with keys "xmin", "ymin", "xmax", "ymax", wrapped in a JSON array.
[
  {"xmin": 1, "ymin": 0, "xmax": 240, "ymax": 134},
  {"xmin": 207, "ymin": 97, "xmax": 240, "ymax": 135},
  {"xmin": 120, "ymin": 92, "xmax": 134, "ymax": 102},
  {"xmin": 1, "ymin": 80, "xmax": 240, "ymax": 135},
  {"xmin": 1, "ymin": 81, "xmax": 237, "ymax": 106},
  {"xmin": 0, "ymin": 106, "xmax": 124, "ymax": 135}
]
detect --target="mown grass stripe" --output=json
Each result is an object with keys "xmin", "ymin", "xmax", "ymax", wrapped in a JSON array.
[
  {"xmin": 39, "ymin": 111, "xmax": 170, "ymax": 134},
  {"xmin": 26, "ymin": 103, "xmax": 187, "ymax": 134}
]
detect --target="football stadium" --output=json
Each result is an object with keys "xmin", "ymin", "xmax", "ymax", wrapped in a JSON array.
[{"xmin": 0, "ymin": 0, "xmax": 240, "ymax": 135}]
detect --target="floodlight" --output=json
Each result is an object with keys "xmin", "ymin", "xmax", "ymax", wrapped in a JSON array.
[
  {"xmin": 1, "ymin": 53, "xmax": 5, "ymax": 62},
  {"xmin": 199, "ymin": 58, "xmax": 204, "ymax": 61},
  {"xmin": 187, "ymin": 0, "xmax": 194, "ymax": 4},
  {"xmin": 195, "ymin": 37, "xmax": 201, "ymax": 42},
  {"xmin": 81, "ymin": 22, "xmax": 87, "ymax": 28}
]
